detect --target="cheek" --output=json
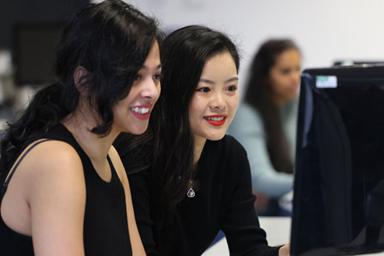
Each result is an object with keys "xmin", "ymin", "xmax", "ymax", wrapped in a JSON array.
[
  {"xmin": 225, "ymin": 96, "xmax": 239, "ymax": 124},
  {"xmin": 189, "ymin": 114, "xmax": 201, "ymax": 137},
  {"xmin": 229, "ymin": 95, "xmax": 239, "ymax": 111},
  {"xmin": 116, "ymin": 100, "xmax": 128, "ymax": 113},
  {"xmin": 271, "ymin": 76, "xmax": 288, "ymax": 94},
  {"xmin": 112, "ymin": 103, "xmax": 121, "ymax": 117},
  {"xmin": 271, "ymin": 73, "xmax": 282, "ymax": 84},
  {"xmin": 189, "ymin": 109, "xmax": 202, "ymax": 127},
  {"xmin": 154, "ymin": 85, "xmax": 161, "ymax": 102},
  {"xmin": 188, "ymin": 104, "xmax": 199, "ymax": 129},
  {"xmin": 188, "ymin": 96, "xmax": 204, "ymax": 118}
]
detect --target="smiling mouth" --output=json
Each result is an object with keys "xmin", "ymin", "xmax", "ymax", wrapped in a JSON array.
[
  {"xmin": 131, "ymin": 106, "xmax": 150, "ymax": 114},
  {"xmin": 204, "ymin": 115, "xmax": 226, "ymax": 126},
  {"xmin": 130, "ymin": 106, "xmax": 151, "ymax": 120}
]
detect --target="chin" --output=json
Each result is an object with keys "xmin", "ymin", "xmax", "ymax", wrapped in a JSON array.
[
  {"xmin": 126, "ymin": 125, "xmax": 149, "ymax": 135},
  {"xmin": 286, "ymin": 91, "xmax": 299, "ymax": 101},
  {"xmin": 206, "ymin": 132, "xmax": 226, "ymax": 141},
  {"xmin": 129, "ymin": 130, "xmax": 147, "ymax": 135}
]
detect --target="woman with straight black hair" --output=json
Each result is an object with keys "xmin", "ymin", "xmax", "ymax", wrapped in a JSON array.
[
  {"xmin": 0, "ymin": 0, "xmax": 161, "ymax": 255},
  {"xmin": 116, "ymin": 25, "xmax": 289, "ymax": 256},
  {"xmin": 229, "ymin": 39, "xmax": 301, "ymax": 215}
]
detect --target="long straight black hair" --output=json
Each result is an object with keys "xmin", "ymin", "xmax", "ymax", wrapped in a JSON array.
[
  {"xmin": 244, "ymin": 39, "xmax": 299, "ymax": 174},
  {"xmin": 0, "ymin": 0, "xmax": 159, "ymax": 182},
  {"xmin": 151, "ymin": 25, "xmax": 240, "ymax": 211}
]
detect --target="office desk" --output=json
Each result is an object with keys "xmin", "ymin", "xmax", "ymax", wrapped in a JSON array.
[{"xmin": 202, "ymin": 217, "xmax": 384, "ymax": 256}]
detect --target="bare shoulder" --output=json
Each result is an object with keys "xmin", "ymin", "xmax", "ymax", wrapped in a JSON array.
[
  {"xmin": 1, "ymin": 139, "xmax": 86, "ymax": 239},
  {"xmin": 32, "ymin": 139, "xmax": 81, "ymax": 162},
  {"xmin": 24, "ymin": 140, "xmax": 86, "ymax": 255},
  {"xmin": 22, "ymin": 140, "xmax": 83, "ymax": 177},
  {"xmin": 16, "ymin": 140, "xmax": 85, "ymax": 200}
]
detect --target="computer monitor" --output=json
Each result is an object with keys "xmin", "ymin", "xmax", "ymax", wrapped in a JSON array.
[
  {"xmin": 291, "ymin": 65, "xmax": 384, "ymax": 256},
  {"xmin": 13, "ymin": 23, "xmax": 64, "ymax": 86}
]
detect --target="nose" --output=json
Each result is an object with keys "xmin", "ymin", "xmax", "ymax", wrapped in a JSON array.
[
  {"xmin": 141, "ymin": 77, "xmax": 160, "ymax": 100},
  {"xmin": 292, "ymin": 70, "xmax": 301, "ymax": 86},
  {"xmin": 209, "ymin": 91, "xmax": 225, "ymax": 112}
]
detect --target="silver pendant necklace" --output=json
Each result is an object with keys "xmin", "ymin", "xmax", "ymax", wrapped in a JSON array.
[{"xmin": 186, "ymin": 179, "xmax": 196, "ymax": 198}]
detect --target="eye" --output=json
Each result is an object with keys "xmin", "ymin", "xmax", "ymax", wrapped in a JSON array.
[
  {"xmin": 280, "ymin": 68, "xmax": 291, "ymax": 75},
  {"xmin": 134, "ymin": 73, "xmax": 143, "ymax": 81},
  {"xmin": 226, "ymin": 85, "xmax": 238, "ymax": 92},
  {"xmin": 153, "ymin": 73, "xmax": 162, "ymax": 81},
  {"xmin": 196, "ymin": 87, "xmax": 211, "ymax": 93}
]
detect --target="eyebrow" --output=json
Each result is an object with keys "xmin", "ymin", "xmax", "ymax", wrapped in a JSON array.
[
  {"xmin": 141, "ymin": 64, "xmax": 162, "ymax": 70},
  {"xmin": 199, "ymin": 76, "xmax": 239, "ymax": 84}
]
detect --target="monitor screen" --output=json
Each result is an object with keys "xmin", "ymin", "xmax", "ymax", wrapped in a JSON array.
[
  {"xmin": 13, "ymin": 23, "xmax": 64, "ymax": 86},
  {"xmin": 291, "ymin": 65, "xmax": 384, "ymax": 256}
]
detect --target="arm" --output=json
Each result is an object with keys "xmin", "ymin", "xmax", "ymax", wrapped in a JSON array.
[
  {"xmin": 27, "ymin": 141, "xmax": 86, "ymax": 256},
  {"xmin": 228, "ymin": 104, "xmax": 293, "ymax": 197},
  {"xmin": 109, "ymin": 146, "xmax": 146, "ymax": 256}
]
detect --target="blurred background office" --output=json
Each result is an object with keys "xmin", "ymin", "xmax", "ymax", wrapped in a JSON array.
[
  {"xmin": 2, "ymin": 0, "xmax": 384, "ymax": 112},
  {"xmin": 0, "ymin": 0, "xmax": 88, "ymax": 129},
  {"xmin": 1, "ymin": 0, "xmax": 384, "ymax": 206},
  {"xmin": 114, "ymin": 0, "xmax": 384, "ymax": 85}
]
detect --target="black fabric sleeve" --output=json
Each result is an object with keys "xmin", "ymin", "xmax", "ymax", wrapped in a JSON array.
[
  {"xmin": 128, "ymin": 169, "xmax": 159, "ymax": 256},
  {"xmin": 221, "ymin": 137, "xmax": 281, "ymax": 256}
]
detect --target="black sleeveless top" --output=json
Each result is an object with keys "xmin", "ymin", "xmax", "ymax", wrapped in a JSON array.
[{"xmin": 0, "ymin": 124, "xmax": 132, "ymax": 255}]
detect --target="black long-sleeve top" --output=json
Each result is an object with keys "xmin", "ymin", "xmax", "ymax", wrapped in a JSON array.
[{"xmin": 119, "ymin": 135, "xmax": 280, "ymax": 256}]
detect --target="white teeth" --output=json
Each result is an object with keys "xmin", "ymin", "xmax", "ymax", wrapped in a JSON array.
[
  {"xmin": 207, "ymin": 116, "xmax": 224, "ymax": 121},
  {"xmin": 131, "ymin": 107, "xmax": 150, "ymax": 114}
]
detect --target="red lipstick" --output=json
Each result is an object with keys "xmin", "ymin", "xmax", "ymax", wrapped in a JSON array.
[{"xmin": 204, "ymin": 115, "xmax": 226, "ymax": 126}]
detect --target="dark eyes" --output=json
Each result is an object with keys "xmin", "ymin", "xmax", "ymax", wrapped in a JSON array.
[
  {"xmin": 227, "ymin": 85, "xmax": 238, "ymax": 92},
  {"xmin": 195, "ymin": 85, "xmax": 238, "ymax": 93},
  {"xmin": 280, "ymin": 67, "xmax": 301, "ymax": 75},
  {"xmin": 196, "ymin": 87, "xmax": 211, "ymax": 93},
  {"xmin": 153, "ymin": 73, "xmax": 162, "ymax": 81},
  {"xmin": 134, "ymin": 73, "xmax": 162, "ymax": 82},
  {"xmin": 281, "ymin": 69, "xmax": 291, "ymax": 75},
  {"xmin": 134, "ymin": 74, "xmax": 142, "ymax": 81}
]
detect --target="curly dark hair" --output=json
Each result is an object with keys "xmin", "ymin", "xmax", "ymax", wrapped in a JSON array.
[{"xmin": 0, "ymin": 0, "xmax": 159, "ymax": 183}]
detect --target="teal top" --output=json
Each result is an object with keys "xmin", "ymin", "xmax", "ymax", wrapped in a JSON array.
[{"xmin": 228, "ymin": 100, "xmax": 298, "ymax": 198}]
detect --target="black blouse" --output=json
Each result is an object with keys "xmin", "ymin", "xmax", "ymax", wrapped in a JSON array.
[{"xmin": 121, "ymin": 135, "xmax": 280, "ymax": 256}]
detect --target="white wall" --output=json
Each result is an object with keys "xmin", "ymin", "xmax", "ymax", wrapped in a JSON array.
[{"xmin": 94, "ymin": 0, "xmax": 384, "ymax": 87}]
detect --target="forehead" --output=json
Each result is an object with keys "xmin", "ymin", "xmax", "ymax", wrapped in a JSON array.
[
  {"xmin": 274, "ymin": 49, "xmax": 301, "ymax": 67},
  {"xmin": 200, "ymin": 51, "xmax": 237, "ymax": 78},
  {"xmin": 141, "ymin": 41, "xmax": 161, "ymax": 69}
]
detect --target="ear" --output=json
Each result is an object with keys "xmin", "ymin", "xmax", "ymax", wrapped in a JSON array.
[{"xmin": 73, "ymin": 66, "xmax": 89, "ymax": 93}]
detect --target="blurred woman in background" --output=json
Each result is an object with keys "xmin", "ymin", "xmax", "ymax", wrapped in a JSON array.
[{"xmin": 229, "ymin": 39, "xmax": 301, "ymax": 216}]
